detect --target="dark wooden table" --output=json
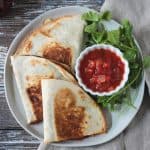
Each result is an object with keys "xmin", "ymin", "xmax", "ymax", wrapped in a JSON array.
[{"xmin": 0, "ymin": 0, "xmax": 150, "ymax": 150}]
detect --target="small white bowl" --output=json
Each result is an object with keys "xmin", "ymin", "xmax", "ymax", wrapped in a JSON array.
[{"xmin": 75, "ymin": 44, "xmax": 129, "ymax": 96}]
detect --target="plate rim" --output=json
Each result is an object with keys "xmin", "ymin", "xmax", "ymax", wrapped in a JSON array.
[{"xmin": 4, "ymin": 6, "xmax": 145, "ymax": 147}]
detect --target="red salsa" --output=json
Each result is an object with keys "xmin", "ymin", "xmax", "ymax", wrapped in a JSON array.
[{"xmin": 79, "ymin": 49, "xmax": 125, "ymax": 92}]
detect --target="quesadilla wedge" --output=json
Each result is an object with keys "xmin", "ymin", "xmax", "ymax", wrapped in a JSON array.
[
  {"xmin": 14, "ymin": 15, "xmax": 86, "ymax": 71},
  {"xmin": 11, "ymin": 56, "xmax": 76, "ymax": 124},
  {"xmin": 42, "ymin": 79, "xmax": 107, "ymax": 143}
]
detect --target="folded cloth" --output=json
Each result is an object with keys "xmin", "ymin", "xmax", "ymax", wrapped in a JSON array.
[{"xmin": 101, "ymin": 0, "xmax": 150, "ymax": 94}]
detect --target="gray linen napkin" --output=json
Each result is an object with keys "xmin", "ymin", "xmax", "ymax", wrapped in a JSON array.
[{"xmin": 101, "ymin": 0, "xmax": 150, "ymax": 93}]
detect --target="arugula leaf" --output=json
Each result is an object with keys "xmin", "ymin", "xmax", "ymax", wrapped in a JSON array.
[
  {"xmin": 119, "ymin": 44, "xmax": 137, "ymax": 52},
  {"xmin": 143, "ymin": 56, "xmax": 150, "ymax": 68},
  {"xmin": 121, "ymin": 19, "xmax": 132, "ymax": 35},
  {"xmin": 82, "ymin": 11, "xmax": 100, "ymax": 22},
  {"xmin": 98, "ymin": 23, "xmax": 106, "ymax": 32},
  {"xmin": 123, "ymin": 50, "xmax": 137, "ymax": 62},
  {"xmin": 91, "ymin": 31, "xmax": 107, "ymax": 44},
  {"xmin": 107, "ymin": 30, "xmax": 120, "ymax": 45},
  {"xmin": 128, "ymin": 69, "xmax": 142, "ymax": 88},
  {"xmin": 82, "ymin": 11, "xmax": 112, "ymax": 22},
  {"xmin": 84, "ymin": 22, "xmax": 97, "ymax": 33},
  {"xmin": 120, "ymin": 19, "xmax": 137, "ymax": 49},
  {"xmin": 129, "ymin": 63, "xmax": 139, "ymax": 69},
  {"xmin": 97, "ymin": 91, "xmax": 125, "ymax": 110},
  {"xmin": 100, "ymin": 11, "xmax": 112, "ymax": 21}
]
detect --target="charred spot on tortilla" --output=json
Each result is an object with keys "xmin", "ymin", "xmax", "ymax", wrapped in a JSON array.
[
  {"xmin": 43, "ymin": 44, "xmax": 72, "ymax": 66},
  {"xmin": 20, "ymin": 39, "xmax": 32, "ymax": 54},
  {"xmin": 78, "ymin": 90, "xmax": 86, "ymax": 100},
  {"xmin": 30, "ymin": 59, "xmax": 41, "ymax": 66},
  {"xmin": 30, "ymin": 59, "xmax": 49, "ymax": 67},
  {"xmin": 26, "ymin": 85, "xmax": 43, "ymax": 123},
  {"xmin": 25, "ymin": 41, "xmax": 32, "ymax": 52},
  {"xmin": 54, "ymin": 88, "xmax": 86, "ymax": 139}
]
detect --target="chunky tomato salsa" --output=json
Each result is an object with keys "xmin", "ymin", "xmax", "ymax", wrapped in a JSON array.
[{"xmin": 79, "ymin": 49, "xmax": 125, "ymax": 93}]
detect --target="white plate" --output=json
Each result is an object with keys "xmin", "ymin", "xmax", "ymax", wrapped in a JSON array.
[{"xmin": 4, "ymin": 6, "xmax": 145, "ymax": 147}]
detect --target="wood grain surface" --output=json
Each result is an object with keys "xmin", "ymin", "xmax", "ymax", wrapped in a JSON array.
[{"xmin": 0, "ymin": 0, "xmax": 149, "ymax": 150}]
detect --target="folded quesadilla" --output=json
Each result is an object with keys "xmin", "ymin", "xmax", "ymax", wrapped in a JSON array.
[
  {"xmin": 11, "ymin": 56, "xmax": 76, "ymax": 124},
  {"xmin": 42, "ymin": 79, "xmax": 107, "ymax": 143},
  {"xmin": 14, "ymin": 15, "xmax": 86, "ymax": 71}
]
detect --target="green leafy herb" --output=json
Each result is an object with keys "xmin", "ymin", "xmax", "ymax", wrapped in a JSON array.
[
  {"xmin": 123, "ymin": 50, "xmax": 137, "ymax": 62},
  {"xmin": 107, "ymin": 30, "xmax": 120, "ymax": 45},
  {"xmin": 82, "ymin": 11, "xmax": 112, "ymax": 23},
  {"xmin": 91, "ymin": 31, "xmax": 107, "ymax": 44},
  {"xmin": 82, "ymin": 11, "xmax": 100, "ymax": 22},
  {"xmin": 100, "ymin": 11, "xmax": 112, "ymax": 21},
  {"xmin": 97, "ymin": 68, "xmax": 141, "ymax": 110},
  {"xmin": 84, "ymin": 22, "xmax": 97, "ymax": 33},
  {"xmin": 82, "ymin": 11, "xmax": 147, "ymax": 110},
  {"xmin": 143, "ymin": 56, "xmax": 150, "ymax": 68}
]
